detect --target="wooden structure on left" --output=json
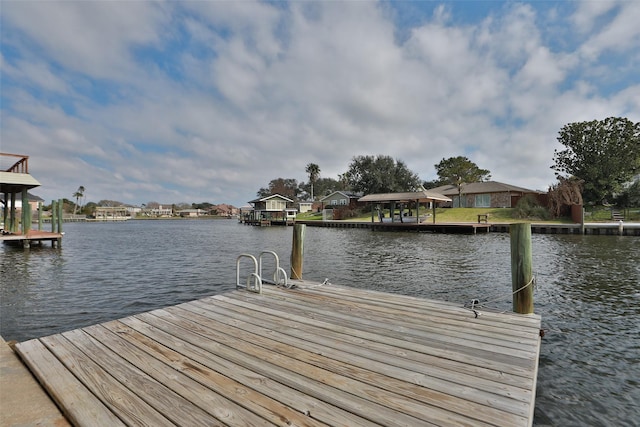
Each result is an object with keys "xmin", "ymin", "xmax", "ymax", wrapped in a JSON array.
[{"xmin": 0, "ymin": 153, "xmax": 63, "ymax": 248}]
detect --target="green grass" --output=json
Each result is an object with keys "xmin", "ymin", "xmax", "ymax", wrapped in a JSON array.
[
  {"xmin": 298, "ymin": 206, "xmax": 640, "ymax": 223},
  {"xmin": 584, "ymin": 206, "xmax": 640, "ymax": 221},
  {"xmin": 298, "ymin": 208, "xmax": 572, "ymax": 223}
]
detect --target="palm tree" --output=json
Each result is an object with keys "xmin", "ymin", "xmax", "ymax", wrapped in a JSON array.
[
  {"xmin": 305, "ymin": 163, "xmax": 321, "ymax": 201},
  {"xmin": 72, "ymin": 186, "xmax": 85, "ymax": 215}
]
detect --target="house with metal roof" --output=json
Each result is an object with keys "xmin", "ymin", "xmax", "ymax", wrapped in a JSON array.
[
  {"xmin": 245, "ymin": 194, "xmax": 296, "ymax": 226},
  {"xmin": 428, "ymin": 181, "xmax": 545, "ymax": 208}
]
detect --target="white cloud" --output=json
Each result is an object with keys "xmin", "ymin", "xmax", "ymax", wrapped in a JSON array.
[
  {"xmin": 580, "ymin": 1, "xmax": 640, "ymax": 60},
  {"xmin": 1, "ymin": 1, "xmax": 638, "ymax": 207},
  {"xmin": 3, "ymin": 1, "xmax": 168, "ymax": 79}
]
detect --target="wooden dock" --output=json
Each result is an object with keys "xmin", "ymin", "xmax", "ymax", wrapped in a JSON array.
[
  {"xmin": 0, "ymin": 229, "xmax": 63, "ymax": 247},
  {"xmin": 296, "ymin": 220, "xmax": 491, "ymax": 234},
  {"xmin": 14, "ymin": 282, "xmax": 542, "ymax": 426}
]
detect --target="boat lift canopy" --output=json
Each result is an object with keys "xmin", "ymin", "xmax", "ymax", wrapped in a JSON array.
[{"xmin": 358, "ymin": 190, "xmax": 452, "ymax": 224}]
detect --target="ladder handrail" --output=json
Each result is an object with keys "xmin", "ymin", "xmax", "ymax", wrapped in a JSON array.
[
  {"xmin": 236, "ymin": 254, "xmax": 261, "ymax": 294},
  {"xmin": 259, "ymin": 251, "xmax": 290, "ymax": 288}
]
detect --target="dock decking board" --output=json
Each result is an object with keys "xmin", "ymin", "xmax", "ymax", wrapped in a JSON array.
[{"xmin": 15, "ymin": 283, "xmax": 541, "ymax": 427}]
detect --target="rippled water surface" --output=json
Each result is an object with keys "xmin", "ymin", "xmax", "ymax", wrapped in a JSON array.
[{"xmin": 1, "ymin": 219, "xmax": 638, "ymax": 426}]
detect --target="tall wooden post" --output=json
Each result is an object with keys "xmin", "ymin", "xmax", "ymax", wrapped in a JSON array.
[
  {"xmin": 51, "ymin": 200, "xmax": 57, "ymax": 233},
  {"xmin": 38, "ymin": 202, "xmax": 43, "ymax": 230},
  {"xmin": 21, "ymin": 189, "xmax": 28, "ymax": 234},
  {"xmin": 290, "ymin": 223, "xmax": 306, "ymax": 280},
  {"xmin": 2, "ymin": 192, "xmax": 8, "ymax": 231},
  {"xmin": 10, "ymin": 193, "xmax": 16, "ymax": 232},
  {"xmin": 57, "ymin": 199, "xmax": 63, "ymax": 234},
  {"xmin": 510, "ymin": 223, "xmax": 534, "ymax": 314}
]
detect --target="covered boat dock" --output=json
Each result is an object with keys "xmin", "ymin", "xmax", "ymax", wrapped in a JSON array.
[{"xmin": 358, "ymin": 190, "xmax": 453, "ymax": 224}]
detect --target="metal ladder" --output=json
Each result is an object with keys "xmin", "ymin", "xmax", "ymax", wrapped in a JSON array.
[{"xmin": 236, "ymin": 251, "xmax": 290, "ymax": 294}]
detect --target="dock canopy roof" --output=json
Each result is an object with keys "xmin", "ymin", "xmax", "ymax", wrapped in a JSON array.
[
  {"xmin": 358, "ymin": 190, "xmax": 451, "ymax": 203},
  {"xmin": 0, "ymin": 172, "xmax": 41, "ymax": 193}
]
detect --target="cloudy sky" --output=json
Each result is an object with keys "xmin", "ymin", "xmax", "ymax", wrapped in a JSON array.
[{"xmin": 2, "ymin": 1, "xmax": 639, "ymax": 207}]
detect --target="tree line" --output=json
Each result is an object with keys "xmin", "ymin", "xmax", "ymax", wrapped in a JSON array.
[{"xmin": 257, "ymin": 117, "xmax": 640, "ymax": 211}]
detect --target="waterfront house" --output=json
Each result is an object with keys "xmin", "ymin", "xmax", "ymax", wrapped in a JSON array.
[
  {"xmin": 318, "ymin": 191, "xmax": 364, "ymax": 220},
  {"xmin": 247, "ymin": 194, "xmax": 295, "ymax": 225},
  {"xmin": 298, "ymin": 201, "xmax": 313, "ymax": 213},
  {"xmin": 177, "ymin": 209, "xmax": 205, "ymax": 217},
  {"xmin": 429, "ymin": 181, "xmax": 545, "ymax": 208}
]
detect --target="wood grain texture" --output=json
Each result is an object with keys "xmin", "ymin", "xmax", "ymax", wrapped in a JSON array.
[{"xmin": 15, "ymin": 283, "xmax": 541, "ymax": 427}]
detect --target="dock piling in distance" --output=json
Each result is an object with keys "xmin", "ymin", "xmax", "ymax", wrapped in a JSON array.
[
  {"xmin": 51, "ymin": 200, "xmax": 57, "ymax": 233},
  {"xmin": 510, "ymin": 223, "xmax": 534, "ymax": 314}
]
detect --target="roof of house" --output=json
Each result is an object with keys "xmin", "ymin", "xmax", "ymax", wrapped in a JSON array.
[
  {"xmin": 358, "ymin": 190, "xmax": 452, "ymax": 203},
  {"xmin": 428, "ymin": 181, "xmax": 542, "ymax": 196},
  {"xmin": 248, "ymin": 194, "xmax": 294, "ymax": 204},
  {"xmin": 319, "ymin": 191, "xmax": 362, "ymax": 201}
]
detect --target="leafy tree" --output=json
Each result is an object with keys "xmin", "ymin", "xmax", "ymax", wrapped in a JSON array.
[
  {"xmin": 422, "ymin": 178, "xmax": 447, "ymax": 189},
  {"xmin": 434, "ymin": 156, "xmax": 491, "ymax": 207},
  {"xmin": 615, "ymin": 180, "xmax": 640, "ymax": 208},
  {"xmin": 257, "ymin": 178, "xmax": 300, "ymax": 200},
  {"xmin": 305, "ymin": 163, "xmax": 321, "ymax": 201},
  {"xmin": 342, "ymin": 155, "xmax": 420, "ymax": 194},
  {"xmin": 72, "ymin": 185, "xmax": 85, "ymax": 215},
  {"xmin": 192, "ymin": 202, "xmax": 214, "ymax": 210},
  {"xmin": 551, "ymin": 117, "xmax": 640, "ymax": 204},
  {"xmin": 298, "ymin": 177, "xmax": 341, "ymax": 200}
]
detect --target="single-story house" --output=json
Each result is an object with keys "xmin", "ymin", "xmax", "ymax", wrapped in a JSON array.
[
  {"xmin": 0, "ymin": 191, "xmax": 44, "ymax": 214},
  {"xmin": 429, "ymin": 181, "xmax": 545, "ymax": 208},
  {"xmin": 177, "ymin": 209, "xmax": 205, "ymax": 217},
  {"xmin": 319, "ymin": 191, "xmax": 365, "ymax": 220},
  {"xmin": 298, "ymin": 201, "xmax": 313, "ymax": 213},
  {"xmin": 319, "ymin": 191, "xmax": 363, "ymax": 210}
]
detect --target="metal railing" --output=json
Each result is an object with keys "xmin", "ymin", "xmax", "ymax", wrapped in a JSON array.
[{"xmin": 236, "ymin": 251, "xmax": 290, "ymax": 294}]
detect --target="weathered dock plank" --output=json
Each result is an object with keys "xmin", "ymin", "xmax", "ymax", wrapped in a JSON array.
[{"xmin": 14, "ymin": 283, "xmax": 541, "ymax": 427}]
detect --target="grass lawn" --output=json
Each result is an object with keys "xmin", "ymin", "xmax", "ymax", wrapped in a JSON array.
[
  {"xmin": 298, "ymin": 208, "xmax": 572, "ymax": 223},
  {"xmin": 297, "ymin": 206, "xmax": 639, "ymax": 223}
]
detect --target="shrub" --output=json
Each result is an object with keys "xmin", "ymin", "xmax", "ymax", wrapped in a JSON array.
[{"xmin": 513, "ymin": 194, "xmax": 551, "ymax": 220}]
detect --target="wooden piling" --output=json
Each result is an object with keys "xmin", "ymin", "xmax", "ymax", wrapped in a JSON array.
[
  {"xmin": 10, "ymin": 193, "xmax": 16, "ymax": 232},
  {"xmin": 22, "ymin": 189, "xmax": 31, "ymax": 234},
  {"xmin": 38, "ymin": 202, "xmax": 43, "ymax": 231},
  {"xmin": 51, "ymin": 200, "xmax": 57, "ymax": 233},
  {"xmin": 290, "ymin": 223, "xmax": 306, "ymax": 279},
  {"xmin": 510, "ymin": 223, "xmax": 534, "ymax": 314},
  {"xmin": 57, "ymin": 199, "xmax": 63, "ymax": 234}
]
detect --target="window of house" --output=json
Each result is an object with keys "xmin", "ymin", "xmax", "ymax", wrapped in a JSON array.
[
  {"xmin": 332, "ymin": 199, "xmax": 338, "ymax": 205},
  {"xmin": 475, "ymin": 194, "xmax": 491, "ymax": 208},
  {"xmin": 340, "ymin": 198, "xmax": 347, "ymax": 205},
  {"xmin": 453, "ymin": 196, "xmax": 466, "ymax": 208}
]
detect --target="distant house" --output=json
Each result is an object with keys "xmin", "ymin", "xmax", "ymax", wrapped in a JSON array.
[
  {"xmin": 212, "ymin": 204, "xmax": 238, "ymax": 217},
  {"xmin": 247, "ymin": 194, "xmax": 295, "ymax": 225},
  {"xmin": 298, "ymin": 201, "xmax": 313, "ymax": 213},
  {"xmin": 177, "ymin": 209, "xmax": 205, "ymax": 217},
  {"xmin": 429, "ymin": 181, "xmax": 545, "ymax": 208},
  {"xmin": 94, "ymin": 206, "xmax": 129, "ymax": 220},
  {"xmin": 319, "ymin": 191, "xmax": 364, "ymax": 220},
  {"xmin": 319, "ymin": 191, "xmax": 363, "ymax": 210},
  {"xmin": 0, "ymin": 192, "xmax": 43, "ymax": 214}
]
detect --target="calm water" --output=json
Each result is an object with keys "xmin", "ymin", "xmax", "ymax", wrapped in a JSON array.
[{"xmin": 1, "ymin": 219, "xmax": 639, "ymax": 426}]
